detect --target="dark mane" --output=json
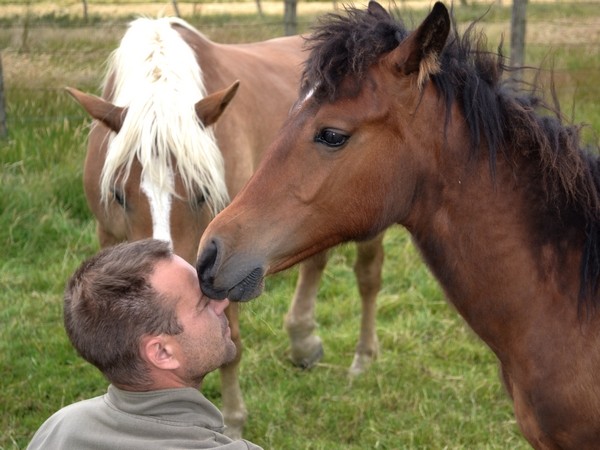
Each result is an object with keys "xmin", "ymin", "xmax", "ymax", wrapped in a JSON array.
[
  {"xmin": 303, "ymin": 3, "xmax": 600, "ymax": 311},
  {"xmin": 302, "ymin": 5, "xmax": 409, "ymax": 101}
]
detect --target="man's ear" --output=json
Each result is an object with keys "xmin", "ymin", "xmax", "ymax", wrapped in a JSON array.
[{"xmin": 140, "ymin": 335, "xmax": 181, "ymax": 370}]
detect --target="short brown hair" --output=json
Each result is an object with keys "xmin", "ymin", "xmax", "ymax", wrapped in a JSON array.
[{"xmin": 64, "ymin": 239, "xmax": 183, "ymax": 387}]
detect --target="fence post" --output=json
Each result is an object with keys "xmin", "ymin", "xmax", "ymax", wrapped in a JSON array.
[
  {"xmin": 0, "ymin": 53, "xmax": 7, "ymax": 138},
  {"xmin": 82, "ymin": 0, "xmax": 89, "ymax": 22},
  {"xmin": 172, "ymin": 0, "xmax": 181, "ymax": 17},
  {"xmin": 510, "ymin": 0, "xmax": 528, "ymax": 82},
  {"xmin": 20, "ymin": 3, "xmax": 30, "ymax": 53},
  {"xmin": 255, "ymin": 0, "xmax": 263, "ymax": 17},
  {"xmin": 284, "ymin": 0, "xmax": 297, "ymax": 36}
]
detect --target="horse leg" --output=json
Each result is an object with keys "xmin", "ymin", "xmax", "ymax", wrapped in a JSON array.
[
  {"xmin": 348, "ymin": 231, "xmax": 385, "ymax": 377},
  {"xmin": 284, "ymin": 251, "xmax": 328, "ymax": 369},
  {"xmin": 219, "ymin": 302, "xmax": 247, "ymax": 439}
]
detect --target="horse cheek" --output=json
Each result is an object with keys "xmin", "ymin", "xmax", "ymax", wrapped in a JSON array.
[
  {"xmin": 84, "ymin": 125, "xmax": 129, "ymax": 244},
  {"xmin": 172, "ymin": 201, "xmax": 210, "ymax": 266}
]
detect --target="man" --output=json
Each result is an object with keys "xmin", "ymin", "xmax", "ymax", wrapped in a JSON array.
[{"xmin": 28, "ymin": 239, "xmax": 262, "ymax": 449}]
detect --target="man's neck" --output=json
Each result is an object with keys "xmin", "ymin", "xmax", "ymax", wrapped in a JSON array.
[{"xmin": 112, "ymin": 372, "xmax": 202, "ymax": 392}]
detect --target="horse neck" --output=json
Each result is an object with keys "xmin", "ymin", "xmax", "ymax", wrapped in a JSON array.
[
  {"xmin": 405, "ymin": 135, "xmax": 584, "ymax": 356},
  {"xmin": 171, "ymin": 23, "xmax": 223, "ymax": 91}
]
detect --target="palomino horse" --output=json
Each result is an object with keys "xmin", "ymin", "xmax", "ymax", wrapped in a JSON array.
[
  {"xmin": 196, "ymin": 2, "xmax": 600, "ymax": 448},
  {"xmin": 67, "ymin": 17, "xmax": 385, "ymax": 438}
]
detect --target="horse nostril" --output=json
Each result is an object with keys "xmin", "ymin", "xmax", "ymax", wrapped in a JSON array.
[{"xmin": 196, "ymin": 238, "xmax": 219, "ymax": 282}]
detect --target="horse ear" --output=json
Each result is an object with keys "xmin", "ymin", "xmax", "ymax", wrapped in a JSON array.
[
  {"xmin": 65, "ymin": 87, "xmax": 127, "ymax": 133},
  {"xmin": 367, "ymin": 1, "xmax": 391, "ymax": 19},
  {"xmin": 388, "ymin": 2, "xmax": 450, "ymax": 86},
  {"xmin": 195, "ymin": 80, "xmax": 240, "ymax": 127}
]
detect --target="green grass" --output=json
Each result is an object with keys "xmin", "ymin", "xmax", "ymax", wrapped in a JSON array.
[{"xmin": 1, "ymin": 3, "xmax": 599, "ymax": 449}]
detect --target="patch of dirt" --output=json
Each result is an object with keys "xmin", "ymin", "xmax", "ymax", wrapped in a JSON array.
[
  {"xmin": 3, "ymin": 1, "xmax": 599, "ymax": 46},
  {"xmin": 527, "ymin": 17, "xmax": 600, "ymax": 45},
  {"xmin": 2, "ymin": 51, "xmax": 100, "ymax": 88},
  {"xmin": 2, "ymin": 0, "xmax": 597, "ymax": 19},
  {"xmin": 2, "ymin": 1, "xmax": 336, "ymax": 18}
]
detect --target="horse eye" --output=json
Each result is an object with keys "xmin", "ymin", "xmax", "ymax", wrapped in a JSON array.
[
  {"xmin": 315, "ymin": 129, "xmax": 349, "ymax": 148},
  {"xmin": 112, "ymin": 188, "xmax": 125, "ymax": 207}
]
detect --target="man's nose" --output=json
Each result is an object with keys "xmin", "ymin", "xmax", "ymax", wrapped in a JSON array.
[{"xmin": 210, "ymin": 298, "xmax": 230, "ymax": 315}]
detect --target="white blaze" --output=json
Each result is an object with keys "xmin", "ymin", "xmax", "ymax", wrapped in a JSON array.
[{"xmin": 141, "ymin": 171, "xmax": 173, "ymax": 245}]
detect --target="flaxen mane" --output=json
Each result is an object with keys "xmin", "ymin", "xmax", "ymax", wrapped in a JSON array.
[
  {"xmin": 100, "ymin": 17, "xmax": 229, "ymax": 216},
  {"xmin": 303, "ymin": 5, "xmax": 600, "ymax": 310}
]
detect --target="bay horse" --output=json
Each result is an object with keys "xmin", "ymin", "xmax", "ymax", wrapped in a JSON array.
[
  {"xmin": 196, "ymin": 2, "xmax": 600, "ymax": 448},
  {"xmin": 67, "ymin": 16, "xmax": 385, "ymax": 438}
]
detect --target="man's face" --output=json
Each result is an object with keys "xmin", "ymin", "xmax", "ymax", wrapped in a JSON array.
[{"xmin": 151, "ymin": 254, "xmax": 236, "ymax": 384}]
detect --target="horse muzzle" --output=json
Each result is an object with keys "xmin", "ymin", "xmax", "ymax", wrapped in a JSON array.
[{"xmin": 196, "ymin": 238, "xmax": 266, "ymax": 302}]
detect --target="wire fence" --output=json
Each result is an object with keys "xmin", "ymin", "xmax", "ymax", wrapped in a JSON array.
[{"xmin": 1, "ymin": 0, "xmax": 598, "ymax": 133}]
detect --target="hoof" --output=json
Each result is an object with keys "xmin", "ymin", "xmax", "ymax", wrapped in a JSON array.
[
  {"xmin": 348, "ymin": 351, "xmax": 376, "ymax": 377},
  {"xmin": 290, "ymin": 336, "xmax": 324, "ymax": 369}
]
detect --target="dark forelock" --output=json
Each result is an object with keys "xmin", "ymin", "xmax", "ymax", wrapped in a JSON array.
[{"xmin": 301, "ymin": 5, "xmax": 409, "ymax": 102}]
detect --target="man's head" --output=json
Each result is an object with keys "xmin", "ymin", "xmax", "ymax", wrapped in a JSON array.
[{"xmin": 64, "ymin": 239, "xmax": 235, "ymax": 390}]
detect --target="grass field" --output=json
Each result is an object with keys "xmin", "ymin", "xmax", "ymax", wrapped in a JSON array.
[{"xmin": 1, "ymin": 1, "xmax": 599, "ymax": 449}]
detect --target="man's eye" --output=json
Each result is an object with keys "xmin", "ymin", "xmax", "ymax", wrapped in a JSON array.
[{"xmin": 315, "ymin": 129, "xmax": 349, "ymax": 148}]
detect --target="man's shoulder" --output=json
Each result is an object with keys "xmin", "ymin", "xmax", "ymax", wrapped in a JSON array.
[
  {"xmin": 27, "ymin": 389, "xmax": 265, "ymax": 450},
  {"xmin": 45, "ymin": 393, "xmax": 107, "ymax": 420},
  {"xmin": 26, "ymin": 393, "xmax": 109, "ymax": 450}
]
